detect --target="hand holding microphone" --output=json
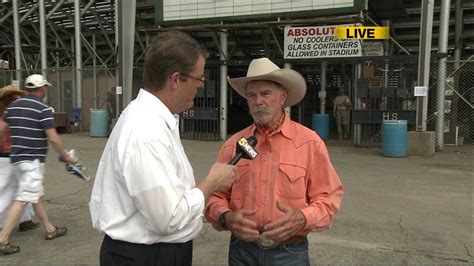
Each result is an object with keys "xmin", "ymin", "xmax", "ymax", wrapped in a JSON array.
[
  {"xmin": 198, "ymin": 136, "xmax": 258, "ymax": 198},
  {"xmin": 212, "ymin": 136, "xmax": 259, "ymax": 191},
  {"xmin": 207, "ymin": 163, "xmax": 236, "ymax": 192}
]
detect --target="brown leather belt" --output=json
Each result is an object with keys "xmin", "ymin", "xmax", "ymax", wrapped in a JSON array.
[
  {"xmin": 257, "ymin": 235, "xmax": 306, "ymax": 249},
  {"xmin": 280, "ymin": 235, "xmax": 306, "ymax": 245}
]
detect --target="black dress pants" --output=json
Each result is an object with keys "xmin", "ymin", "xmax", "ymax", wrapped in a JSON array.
[{"xmin": 100, "ymin": 234, "xmax": 193, "ymax": 266}]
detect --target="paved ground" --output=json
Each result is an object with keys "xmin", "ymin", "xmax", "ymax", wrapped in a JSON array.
[{"xmin": 0, "ymin": 132, "xmax": 472, "ymax": 265}]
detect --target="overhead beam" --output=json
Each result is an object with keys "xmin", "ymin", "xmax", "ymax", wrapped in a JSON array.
[
  {"xmin": 46, "ymin": 0, "xmax": 66, "ymax": 19},
  {"xmin": 0, "ymin": 8, "xmax": 13, "ymax": 24},
  {"xmin": 20, "ymin": 2, "xmax": 39, "ymax": 24},
  {"xmin": 93, "ymin": 10, "xmax": 115, "ymax": 52},
  {"xmin": 81, "ymin": 0, "xmax": 96, "ymax": 16},
  {"xmin": 269, "ymin": 27, "xmax": 284, "ymax": 57},
  {"xmin": 142, "ymin": 14, "xmax": 360, "ymax": 32}
]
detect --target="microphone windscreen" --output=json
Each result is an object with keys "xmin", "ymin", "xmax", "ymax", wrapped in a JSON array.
[{"xmin": 247, "ymin": 136, "xmax": 257, "ymax": 146}]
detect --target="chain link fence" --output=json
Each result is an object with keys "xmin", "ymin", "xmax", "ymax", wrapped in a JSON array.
[
  {"xmin": 427, "ymin": 56, "xmax": 474, "ymax": 145},
  {"xmin": 352, "ymin": 55, "xmax": 473, "ymax": 147},
  {"xmin": 1, "ymin": 58, "xmax": 472, "ymax": 144}
]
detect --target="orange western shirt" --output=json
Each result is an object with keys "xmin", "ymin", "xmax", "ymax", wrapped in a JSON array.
[{"xmin": 205, "ymin": 114, "xmax": 344, "ymax": 236}]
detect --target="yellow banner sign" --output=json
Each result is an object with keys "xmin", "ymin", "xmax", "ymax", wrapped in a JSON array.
[{"xmin": 335, "ymin": 26, "xmax": 389, "ymax": 40}]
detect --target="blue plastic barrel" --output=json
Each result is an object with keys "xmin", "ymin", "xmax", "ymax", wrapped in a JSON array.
[
  {"xmin": 312, "ymin": 114, "xmax": 329, "ymax": 140},
  {"xmin": 90, "ymin": 109, "xmax": 109, "ymax": 137},
  {"xmin": 328, "ymin": 112, "xmax": 336, "ymax": 129},
  {"xmin": 382, "ymin": 120, "xmax": 408, "ymax": 157}
]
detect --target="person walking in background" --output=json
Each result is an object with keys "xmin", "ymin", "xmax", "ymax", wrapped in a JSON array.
[
  {"xmin": 89, "ymin": 31, "xmax": 235, "ymax": 266},
  {"xmin": 0, "ymin": 85, "xmax": 39, "ymax": 233},
  {"xmin": 333, "ymin": 88, "xmax": 352, "ymax": 140},
  {"xmin": 0, "ymin": 75, "xmax": 76, "ymax": 255},
  {"xmin": 205, "ymin": 58, "xmax": 343, "ymax": 265},
  {"xmin": 106, "ymin": 87, "xmax": 116, "ymax": 131}
]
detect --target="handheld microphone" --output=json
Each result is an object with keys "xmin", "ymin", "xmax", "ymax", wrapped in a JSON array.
[{"xmin": 228, "ymin": 136, "xmax": 258, "ymax": 165}]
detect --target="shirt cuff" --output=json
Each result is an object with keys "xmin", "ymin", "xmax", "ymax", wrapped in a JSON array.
[{"xmin": 210, "ymin": 207, "xmax": 231, "ymax": 229}]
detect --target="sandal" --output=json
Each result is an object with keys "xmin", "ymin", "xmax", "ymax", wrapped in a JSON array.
[
  {"xmin": 45, "ymin": 226, "xmax": 68, "ymax": 240},
  {"xmin": 19, "ymin": 220, "xmax": 40, "ymax": 232},
  {"xmin": 0, "ymin": 242, "xmax": 20, "ymax": 255}
]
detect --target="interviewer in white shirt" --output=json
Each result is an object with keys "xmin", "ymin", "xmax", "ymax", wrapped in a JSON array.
[{"xmin": 89, "ymin": 31, "xmax": 236, "ymax": 266}]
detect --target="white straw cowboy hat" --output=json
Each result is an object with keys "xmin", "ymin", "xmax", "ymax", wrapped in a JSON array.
[
  {"xmin": 24, "ymin": 74, "xmax": 51, "ymax": 89},
  {"xmin": 228, "ymin": 57, "xmax": 307, "ymax": 107},
  {"xmin": 0, "ymin": 84, "xmax": 27, "ymax": 99}
]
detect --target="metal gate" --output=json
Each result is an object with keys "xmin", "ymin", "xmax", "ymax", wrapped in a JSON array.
[
  {"xmin": 179, "ymin": 65, "xmax": 220, "ymax": 140},
  {"xmin": 352, "ymin": 59, "xmax": 419, "ymax": 147}
]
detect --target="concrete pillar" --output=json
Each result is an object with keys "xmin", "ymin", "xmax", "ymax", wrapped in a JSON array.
[
  {"xmin": 74, "ymin": 0, "xmax": 82, "ymax": 108},
  {"xmin": 55, "ymin": 40, "xmax": 61, "ymax": 111},
  {"xmin": 93, "ymin": 34, "xmax": 98, "ymax": 109},
  {"xmin": 12, "ymin": 0, "xmax": 21, "ymax": 82},
  {"xmin": 454, "ymin": 0, "xmax": 463, "ymax": 65},
  {"xmin": 411, "ymin": 0, "xmax": 436, "ymax": 156},
  {"xmin": 220, "ymin": 29, "xmax": 228, "ymax": 140},
  {"xmin": 435, "ymin": 0, "xmax": 451, "ymax": 150},
  {"xmin": 415, "ymin": 0, "xmax": 434, "ymax": 132},
  {"xmin": 320, "ymin": 61, "xmax": 327, "ymax": 114},
  {"xmin": 117, "ymin": 0, "xmax": 136, "ymax": 108},
  {"xmin": 39, "ymin": 0, "xmax": 47, "ymax": 78},
  {"xmin": 284, "ymin": 62, "xmax": 292, "ymax": 117},
  {"xmin": 354, "ymin": 64, "xmax": 361, "ymax": 146}
]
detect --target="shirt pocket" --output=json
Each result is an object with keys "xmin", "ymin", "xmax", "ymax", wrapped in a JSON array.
[{"xmin": 277, "ymin": 163, "xmax": 307, "ymax": 200}]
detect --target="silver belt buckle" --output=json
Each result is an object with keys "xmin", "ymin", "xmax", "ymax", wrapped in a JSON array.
[{"xmin": 257, "ymin": 235, "xmax": 278, "ymax": 249}]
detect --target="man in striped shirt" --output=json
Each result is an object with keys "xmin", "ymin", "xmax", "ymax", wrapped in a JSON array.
[{"xmin": 0, "ymin": 74, "xmax": 76, "ymax": 255}]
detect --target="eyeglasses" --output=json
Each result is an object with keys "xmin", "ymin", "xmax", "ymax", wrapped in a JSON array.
[{"xmin": 179, "ymin": 72, "xmax": 206, "ymax": 86}]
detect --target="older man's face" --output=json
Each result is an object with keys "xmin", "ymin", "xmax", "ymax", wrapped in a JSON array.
[{"xmin": 245, "ymin": 80, "xmax": 288, "ymax": 126}]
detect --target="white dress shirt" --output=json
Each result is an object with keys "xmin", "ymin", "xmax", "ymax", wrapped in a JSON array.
[{"xmin": 89, "ymin": 89, "xmax": 205, "ymax": 244}]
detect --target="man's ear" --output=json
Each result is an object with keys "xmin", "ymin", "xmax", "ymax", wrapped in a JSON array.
[
  {"xmin": 281, "ymin": 90, "xmax": 288, "ymax": 105},
  {"xmin": 169, "ymin": 72, "xmax": 180, "ymax": 90}
]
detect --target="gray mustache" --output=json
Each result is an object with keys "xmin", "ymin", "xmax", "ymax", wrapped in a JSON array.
[{"xmin": 251, "ymin": 107, "xmax": 269, "ymax": 114}]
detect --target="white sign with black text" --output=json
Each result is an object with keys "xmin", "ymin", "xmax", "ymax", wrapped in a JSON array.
[{"xmin": 284, "ymin": 25, "xmax": 363, "ymax": 59}]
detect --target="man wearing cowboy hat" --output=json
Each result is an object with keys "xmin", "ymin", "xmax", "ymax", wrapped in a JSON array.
[
  {"xmin": 0, "ymin": 85, "xmax": 39, "ymax": 234},
  {"xmin": 0, "ymin": 74, "xmax": 76, "ymax": 255},
  {"xmin": 205, "ymin": 58, "xmax": 344, "ymax": 265}
]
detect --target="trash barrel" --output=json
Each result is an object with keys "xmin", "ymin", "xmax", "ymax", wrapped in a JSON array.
[
  {"xmin": 312, "ymin": 114, "xmax": 329, "ymax": 140},
  {"xmin": 382, "ymin": 120, "xmax": 408, "ymax": 157},
  {"xmin": 328, "ymin": 112, "xmax": 336, "ymax": 129},
  {"xmin": 90, "ymin": 109, "xmax": 109, "ymax": 137}
]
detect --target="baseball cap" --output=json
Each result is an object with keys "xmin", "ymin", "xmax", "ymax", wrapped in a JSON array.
[{"xmin": 24, "ymin": 74, "xmax": 52, "ymax": 89}]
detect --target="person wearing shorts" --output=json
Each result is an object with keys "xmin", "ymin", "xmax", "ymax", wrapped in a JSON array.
[
  {"xmin": 0, "ymin": 75, "xmax": 75, "ymax": 255},
  {"xmin": 0, "ymin": 85, "xmax": 38, "ymax": 233}
]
